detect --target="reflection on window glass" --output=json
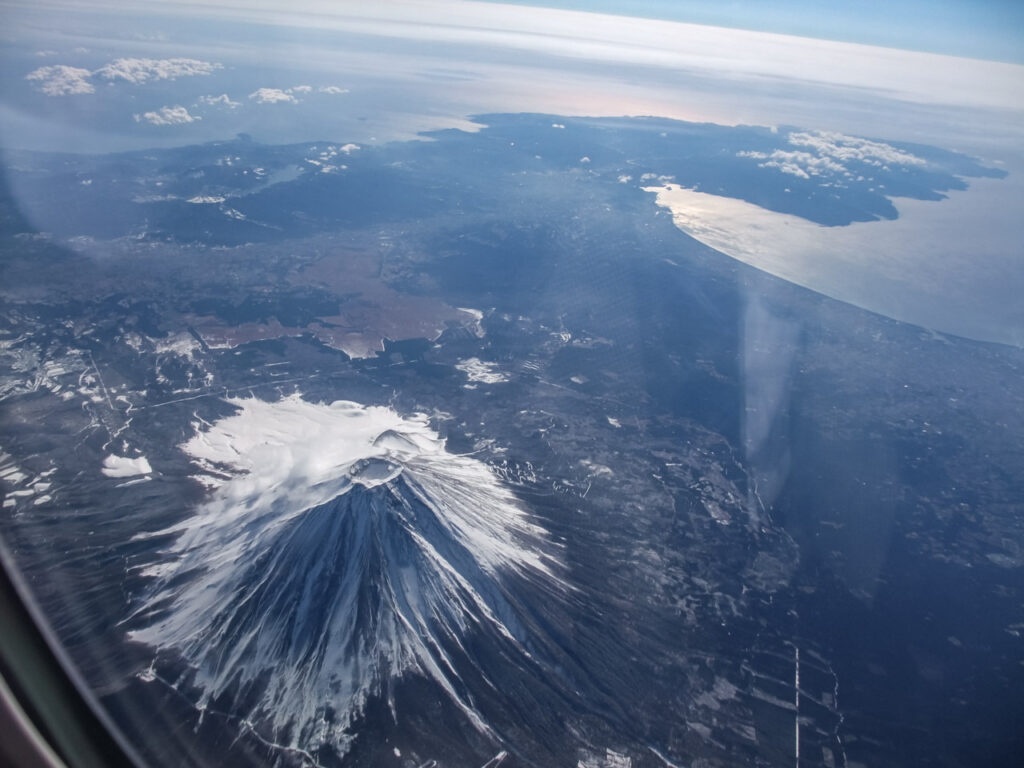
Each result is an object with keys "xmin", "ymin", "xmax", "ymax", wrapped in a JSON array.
[{"xmin": 1, "ymin": 2, "xmax": 1022, "ymax": 767}]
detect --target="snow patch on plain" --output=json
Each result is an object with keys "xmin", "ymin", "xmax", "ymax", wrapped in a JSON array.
[
  {"xmin": 101, "ymin": 454, "xmax": 152, "ymax": 478},
  {"xmin": 456, "ymin": 357, "xmax": 509, "ymax": 384},
  {"xmin": 457, "ymin": 307, "xmax": 487, "ymax": 338}
]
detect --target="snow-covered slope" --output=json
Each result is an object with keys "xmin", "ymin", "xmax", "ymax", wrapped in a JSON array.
[{"xmin": 130, "ymin": 394, "xmax": 563, "ymax": 754}]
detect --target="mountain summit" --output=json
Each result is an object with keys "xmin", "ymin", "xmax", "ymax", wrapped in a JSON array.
[{"xmin": 130, "ymin": 395, "xmax": 563, "ymax": 755}]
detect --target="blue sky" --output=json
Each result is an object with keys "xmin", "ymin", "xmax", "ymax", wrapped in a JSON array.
[{"xmin": 485, "ymin": 0, "xmax": 1024, "ymax": 63}]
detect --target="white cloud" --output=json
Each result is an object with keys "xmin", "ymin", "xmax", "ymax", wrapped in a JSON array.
[
  {"xmin": 249, "ymin": 87, "xmax": 297, "ymax": 104},
  {"xmin": 551, "ymin": 122, "xmax": 565, "ymax": 129},
  {"xmin": 249, "ymin": 85, "xmax": 321, "ymax": 102},
  {"xmin": 96, "ymin": 57, "xmax": 221, "ymax": 84},
  {"xmin": 134, "ymin": 105, "xmax": 201, "ymax": 126},
  {"xmin": 176, "ymin": 2, "xmax": 1022, "ymax": 114},
  {"xmin": 339, "ymin": 143, "xmax": 360, "ymax": 154},
  {"xmin": 788, "ymin": 130, "xmax": 925, "ymax": 167},
  {"xmin": 27, "ymin": 57, "xmax": 221, "ymax": 97},
  {"xmin": 25, "ymin": 65, "xmax": 94, "ymax": 95},
  {"xmin": 198, "ymin": 93, "xmax": 240, "ymax": 108},
  {"xmin": 737, "ymin": 131, "xmax": 923, "ymax": 179},
  {"xmin": 579, "ymin": 156, "xmax": 591, "ymax": 164},
  {"xmin": 738, "ymin": 149, "xmax": 847, "ymax": 179},
  {"xmin": 318, "ymin": 85, "xmax": 349, "ymax": 94}
]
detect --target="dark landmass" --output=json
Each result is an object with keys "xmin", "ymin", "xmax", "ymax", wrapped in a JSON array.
[{"xmin": 1, "ymin": 115, "xmax": 1021, "ymax": 768}]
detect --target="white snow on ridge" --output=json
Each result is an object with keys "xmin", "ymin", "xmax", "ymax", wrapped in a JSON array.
[
  {"xmin": 101, "ymin": 454, "xmax": 152, "ymax": 478},
  {"xmin": 131, "ymin": 394, "xmax": 561, "ymax": 755},
  {"xmin": 168, "ymin": 395, "xmax": 549, "ymax": 573}
]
